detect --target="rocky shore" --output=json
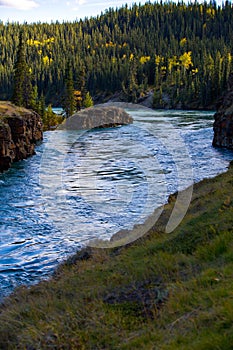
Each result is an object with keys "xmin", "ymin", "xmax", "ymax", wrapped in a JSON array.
[{"xmin": 0, "ymin": 101, "xmax": 43, "ymax": 172}]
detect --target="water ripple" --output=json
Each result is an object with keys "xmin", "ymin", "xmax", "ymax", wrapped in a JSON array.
[{"xmin": 0, "ymin": 108, "xmax": 233, "ymax": 300}]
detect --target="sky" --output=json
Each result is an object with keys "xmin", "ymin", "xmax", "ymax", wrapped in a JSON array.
[{"xmin": 0, "ymin": 0, "xmax": 150, "ymax": 24}]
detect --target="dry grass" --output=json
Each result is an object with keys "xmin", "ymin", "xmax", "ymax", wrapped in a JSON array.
[{"xmin": 0, "ymin": 101, "xmax": 29, "ymax": 119}]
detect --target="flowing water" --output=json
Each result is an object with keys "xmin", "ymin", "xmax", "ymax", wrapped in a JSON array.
[{"xmin": 0, "ymin": 107, "xmax": 233, "ymax": 300}]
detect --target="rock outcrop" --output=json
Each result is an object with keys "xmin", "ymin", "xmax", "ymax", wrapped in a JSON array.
[
  {"xmin": 0, "ymin": 101, "xmax": 43, "ymax": 172},
  {"xmin": 61, "ymin": 105, "xmax": 133, "ymax": 130},
  {"xmin": 213, "ymin": 74, "xmax": 233, "ymax": 149}
]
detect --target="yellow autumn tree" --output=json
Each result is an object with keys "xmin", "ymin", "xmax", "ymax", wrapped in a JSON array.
[
  {"xmin": 74, "ymin": 90, "xmax": 82, "ymax": 111},
  {"xmin": 179, "ymin": 51, "xmax": 193, "ymax": 70}
]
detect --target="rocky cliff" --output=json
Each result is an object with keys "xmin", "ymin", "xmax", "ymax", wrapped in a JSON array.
[
  {"xmin": 61, "ymin": 105, "xmax": 133, "ymax": 130},
  {"xmin": 0, "ymin": 102, "xmax": 43, "ymax": 172},
  {"xmin": 213, "ymin": 74, "xmax": 233, "ymax": 149}
]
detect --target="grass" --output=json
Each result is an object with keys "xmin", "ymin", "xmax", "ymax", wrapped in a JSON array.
[
  {"xmin": 0, "ymin": 101, "xmax": 30, "ymax": 119},
  {"xmin": 0, "ymin": 162, "xmax": 233, "ymax": 349}
]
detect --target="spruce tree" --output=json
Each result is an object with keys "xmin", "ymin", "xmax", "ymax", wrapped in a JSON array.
[
  {"xmin": 38, "ymin": 92, "xmax": 46, "ymax": 117},
  {"xmin": 12, "ymin": 31, "xmax": 33, "ymax": 108},
  {"xmin": 1, "ymin": 2, "xmax": 232, "ymax": 109},
  {"xmin": 63, "ymin": 60, "xmax": 75, "ymax": 117},
  {"xmin": 83, "ymin": 91, "xmax": 94, "ymax": 108},
  {"xmin": 76, "ymin": 64, "xmax": 86, "ymax": 100}
]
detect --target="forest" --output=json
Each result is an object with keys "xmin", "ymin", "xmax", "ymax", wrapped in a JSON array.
[{"xmin": 0, "ymin": 1, "xmax": 233, "ymax": 109}]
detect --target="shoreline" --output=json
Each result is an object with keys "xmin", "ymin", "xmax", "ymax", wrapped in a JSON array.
[
  {"xmin": 0, "ymin": 107, "xmax": 222, "ymax": 302},
  {"xmin": 0, "ymin": 161, "xmax": 233, "ymax": 348},
  {"xmin": 0, "ymin": 161, "xmax": 232, "ymax": 303},
  {"xmin": 62, "ymin": 160, "xmax": 233, "ymax": 265}
]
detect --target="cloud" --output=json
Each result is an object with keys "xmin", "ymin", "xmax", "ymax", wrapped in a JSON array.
[
  {"xmin": 70, "ymin": 0, "xmax": 86, "ymax": 11},
  {"xmin": 75, "ymin": 0, "xmax": 86, "ymax": 5},
  {"xmin": 0, "ymin": 0, "xmax": 39, "ymax": 10}
]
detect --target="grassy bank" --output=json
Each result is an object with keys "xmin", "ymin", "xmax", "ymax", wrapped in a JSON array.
[{"xmin": 0, "ymin": 163, "xmax": 233, "ymax": 349}]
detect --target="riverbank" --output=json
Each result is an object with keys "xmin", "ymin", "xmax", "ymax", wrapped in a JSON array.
[
  {"xmin": 0, "ymin": 101, "xmax": 43, "ymax": 172},
  {"xmin": 0, "ymin": 162, "xmax": 233, "ymax": 349},
  {"xmin": 94, "ymin": 90, "xmax": 217, "ymax": 111}
]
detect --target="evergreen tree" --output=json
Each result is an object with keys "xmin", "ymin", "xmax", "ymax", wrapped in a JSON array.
[
  {"xmin": 1, "ymin": 2, "xmax": 232, "ymax": 109},
  {"xmin": 63, "ymin": 60, "xmax": 75, "ymax": 117},
  {"xmin": 83, "ymin": 91, "xmax": 94, "ymax": 108},
  {"xmin": 123, "ymin": 54, "xmax": 139, "ymax": 103},
  {"xmin": 30, "ymin": 85, "xmax": 39, "ymax": 111},
  {"xmin": 45, "ymin": 104, "xmax": 55, "ymax": 128},
  {"xmin": 38, "ymin": 92, "xmax": 46, "ymax": 117},
  {"xmin": 76, "ymin": 64, "xmax": 86, "ymax": 100},
  {"xmin": 12, "ymin": 31, "xmax": 33, "ymax": 108}
]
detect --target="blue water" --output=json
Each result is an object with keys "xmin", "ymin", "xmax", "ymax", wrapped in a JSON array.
[{"xmin": 0, "ymin": 107, "xmax": 233, "ymax": 300}]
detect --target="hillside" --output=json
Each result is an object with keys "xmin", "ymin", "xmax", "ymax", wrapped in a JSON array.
[
  {"xmin": 0, "ymin": 162, "xmax": 232, "ymax": 349},
  {"xmin": 0, "ymin": 1, "xmax": 233, "ymax": 108}
]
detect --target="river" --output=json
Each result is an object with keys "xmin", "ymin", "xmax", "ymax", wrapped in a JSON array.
[{"xmin": 0, "ymin": 107, "xmax": 233, "ymax": 300}]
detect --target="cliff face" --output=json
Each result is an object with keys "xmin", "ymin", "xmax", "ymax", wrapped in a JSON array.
[
  {"xmin": 213, "ymin": 74, "xmax": 233, "ymax": 149},
  {"xmin": 0, "ymin": 102, "xmax": 43, "ymax": 172}
]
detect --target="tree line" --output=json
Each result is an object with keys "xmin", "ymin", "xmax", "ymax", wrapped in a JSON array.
[
  {"xmin": 1, "ymin": 1, "xmax": 233, "ymax": 109},
  {"xmin": 11, "ymin": 31, "xmax": 93, "ymax": 128}
]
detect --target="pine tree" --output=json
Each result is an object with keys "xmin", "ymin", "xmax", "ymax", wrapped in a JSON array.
[
  {"xmin": 38, "ymin": 92, "xmax": 46, "ymax": 117},
  {"xmin": 76, "ymin": 64, "xmax": 86, "ymax": 100},
  {"xmin": 83, "ymin": 91, "xmax": 94, "ymax": 108},
  {"xmin": 46, "ymin": 104, "xmax": 55, "ymax": 128},
  {"xmin": 30, "ymin": 85, "xmax": 38, "ymax": 111},
  {"xmin": 1, "ymin": 2, "xmax": 232, "ymax": 109},
  {"xmin": 123, "ymin": 54, "xmax": 139, "ymax": 103},
  {"xmin": 63, "ymin": 60, "xmax": 75, "ymax": 117},
  {"xmin": 12, "ymin": 31, "xmax": 33, "ymax": 108}
]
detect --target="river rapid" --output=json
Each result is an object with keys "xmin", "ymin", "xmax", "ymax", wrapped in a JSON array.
[{"xmin": 0, "ymin": 107, "xmax": 233, "ymax": 300}]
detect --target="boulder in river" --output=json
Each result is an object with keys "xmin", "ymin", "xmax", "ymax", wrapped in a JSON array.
[
  {"xmin": 213, "ymin": 74, "xmax": 233, "ymax": 149},
  {"xmin": 60, "ymin": 105, "xmax": 133, "ymax": 130}
]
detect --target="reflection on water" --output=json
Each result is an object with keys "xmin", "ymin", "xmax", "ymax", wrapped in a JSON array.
[{"xmin": 0, "ymin": 108, "xmax": 233, "ymax": 300}]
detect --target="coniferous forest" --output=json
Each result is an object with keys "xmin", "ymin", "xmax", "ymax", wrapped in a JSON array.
[{"xmin": 0, "ymin": 1, "xmax": 233, "ymax": 109}]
